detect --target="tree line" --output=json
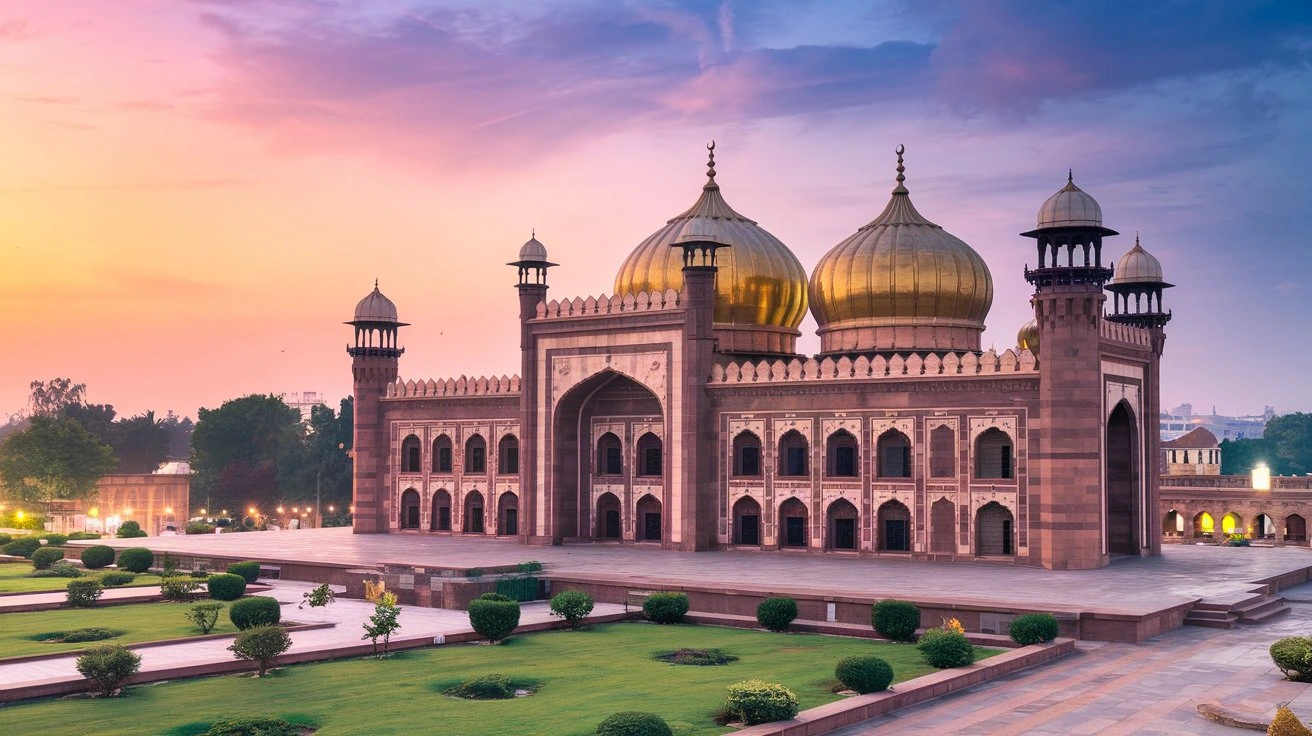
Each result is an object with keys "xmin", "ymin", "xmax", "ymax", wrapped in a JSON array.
[{"xmin": 1219, "ymin": 412, "xmax": 1312, "ymax": 476}]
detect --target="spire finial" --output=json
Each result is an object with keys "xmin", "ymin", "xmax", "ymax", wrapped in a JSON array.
[
  {"xmin": 1068, "ymin": 169, "xmax": 1073, "ymax": 184},
  {"xmin": 532, "ymin": 227, "xmax": 536, "ymax": 239},
  {"xmin": 706, "ymin": 140, "xmax": 716, "ymax": 182},
  {"xmin": 374, "ymin": 278, "xmax": 379, "ymax": 290},
  {"xmin": 893, "ymin": 144, "xmax": 908, "ymax": 194},
  {"xmin": 1135, "ymin": 231, "xmax": 1140, "ymax": 248}
]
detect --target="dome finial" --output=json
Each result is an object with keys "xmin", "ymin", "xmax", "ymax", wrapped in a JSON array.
[
  {"xmin": 893, "ymin": 144, "xmax": 908, "ymax": 194},
  {"xmin": 706, "ymin": 140, "xmax": 717, "ymax": 183},
  {"xmin": 1068, "ymin": 169, "xmax": 1073, "ymax": 184},
  {"xmin": 374, "ymin": 278, "xmax": 379, "ymax": 290}
]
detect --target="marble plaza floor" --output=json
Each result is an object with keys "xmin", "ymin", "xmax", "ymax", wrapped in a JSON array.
[{"xmin": 90, "ymin": 528, "xmax": 1312, "ymax": 616}]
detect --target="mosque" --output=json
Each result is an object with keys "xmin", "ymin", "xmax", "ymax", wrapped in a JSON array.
[{"xmin": 346, "ymin": 144, "xmax": 1172, "ymax": 570}]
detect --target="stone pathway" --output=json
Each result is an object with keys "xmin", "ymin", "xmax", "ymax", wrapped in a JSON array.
[{"xmin": 0, "ymin": 584, "xmax": 164, "ymax": 612}]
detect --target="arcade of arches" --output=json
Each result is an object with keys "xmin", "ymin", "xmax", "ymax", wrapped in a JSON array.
[{"xmin": 1164, "ymin": 507, "xmax": 1307, "ymax": 543}]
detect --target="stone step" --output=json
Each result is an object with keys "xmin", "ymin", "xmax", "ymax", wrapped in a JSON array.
[
  {"xmin": 1184, "ymin": 607, "xmax": 1238, "ymax": 629},
  {"xmin": 1236, "ymin": 596, "xmax": 1291, "ymax": 625}
]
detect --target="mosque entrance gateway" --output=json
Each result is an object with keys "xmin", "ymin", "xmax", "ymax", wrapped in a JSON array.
[{"xmin": 1106, "ymin": 401, "xmax": 1140, "ymax": 555}]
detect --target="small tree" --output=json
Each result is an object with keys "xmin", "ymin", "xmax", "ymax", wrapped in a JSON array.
[
  {"xmin": 362, "ymin": 592, "xmax": 401, "ymax": 658},
  {"xmin": 468, "ymin": 593, "xmax": 520, "ymax": 643},
  {"xmin": 160, "ymin": 576, "xmax": 201, "ymax": 601},
  {"xmin": 115, "ymin": 520, "xmax": 147, "ymax": 539},
  {"xmin": 549, "ymin": 590, "xmax": 594, "ymax": 630},
  {"xmin": 299, "ymin": 582, "xmax": 336, "ymax": 609},
  {"xmin": 228, "ymin": 625, "xmax": 291, "ymax": 676},
  {"xmin": 186, "ymin": 602, "xmax": 224, "ymax": 634},
  {"xmin": 75, "ymin": 644, "xmax": 141, "ymax": 696},
  {"xmin": 66, "ymin": 579, "xmax": 103, "ymax": 608}
]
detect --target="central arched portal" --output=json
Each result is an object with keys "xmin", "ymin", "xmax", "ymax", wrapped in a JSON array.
[
  {"xmin": 1106, "ymin": 401, "xmax": 1141, "ymax": 555},
  {"xmin": 551, "ymin": 370, "xmax": 664, "ymax": 542}
]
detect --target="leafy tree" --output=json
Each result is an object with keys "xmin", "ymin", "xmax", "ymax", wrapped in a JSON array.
[
  {"xmin": 1265, "ymin": 413, "xmax": 1312, "ymax": 476},
  {"xmin": 277, "ymin": 400, "xmax": 353, "ymax": 514},
  {"xmin": 362, "ymin": 592, "xmax": 401, "ymax": 658},
  {"xmin": 0, "ymin": 416, "xmax": 117, "ymax": 505},
  {"xmin": 28, "ymin": 378, "xmax": 86, "ymax": 417},
  {"xmin": 161, "ymin": 413, "xmax": 195, "ymax": 461},
  {"xmin": 61, "ymin": 403, "xmax": 116, "ymax": 446},
  {"xmin": 190, "ymin": 395, "xmax": 302, "ymax": 511},
  {"xmin": 1220, "ymin": 437, "xmax": 1273, "ymax": 476},
  {"xmin": 112, "ymin": 411, "xmax": 169, "ymax": 473}
]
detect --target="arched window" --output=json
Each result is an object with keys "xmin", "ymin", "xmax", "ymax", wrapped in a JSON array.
[
  {"xmin": 826, "ymin": 430, "xmax": 859, "ymax": 478},
  {"xmin": 876, "ymin": 430, "xmax": 911, "ymax": 479},
  {"xmin": 976, "ymin": 502, "xmax": 1014, "ymax": 556},
  {"xmin": 929, "ymin": 425, "xmax": 955, "ymax": 477},
  {"xmin": 732, "ymin": 496, "xmax": 762, "ymax": 545},
  {"xmin": 399, "ymin": 488, "xmax": 420, "ymax": 529},
  {"xmin": 465, "ymin": 434, "xmax": 486, "ymax": 473},
  {"xmin": 930, "ymin": 498, "xmax": 955, "ymax": 553},
  {"xmin": 400, "ymin": 435, "xmax": 421, "ymax": 473},
  {"xmin": 636, "ymin": 494, "xmax": 662, "ymax": 541},
  {"xmin": 498, "ymin": 435, "xmax": 519, "ymax": 475},
  {"xmin": 497, "ymin": 493, "xmax": 518, "ymax": 535},
  {"xmin": 596, "ymin": 493, "xmax": 622, "ymax": 539},
  {"xmin": 463, "ymin": 490, "xmax": 484, "ymax": 533},
  {"xmin": 432, "ymin": 435, "xmax": 453, "ymax": 473},
  {"xmin": 732, "ymin": 432, "xmax": 762, "ymax": 477},
  {"xmin": 597, "ymin": 432, "xmax": 623, "ymax": 476},
  {"xmin": 431, "ymin": 490, "xmax": 451, "ymax": 531},
  {"xmin": 826, "ymin": 499, "xmax": 858, "ymax": 550},
  {"xmin": 975, "ymin": 428, "xmax": 1013, "ymax": 479},
  {"xmin": 1286, "ymin": 514, "xmax": 1306, "ymax": 542},
  {"xmin": 779, "ymin": 497, "xmax": 808, "ymax": 547},
  {"xmin": 636, "ymin": 433, "xmax": 663, "ymax": 477},
  {"xmin": 778, "ymin": 430, "xmax": 808, "ymax": 477},
  {"xmin": 1221, "ymin": 512, "xmax": 1243, "ymax": 536},
  {"xmin": 877, "ymin": 500, "xmax": 911, "ymax": 551}
]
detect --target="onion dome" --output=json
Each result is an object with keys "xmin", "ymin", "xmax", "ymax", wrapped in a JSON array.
[
  {"xmin": 1110, "ymin": 235, "xmax": 1166, "ymax": 285},
  {"xmin": 614, "ymin": 142, "xmax": 808, "ymax": 355},
  {"xmin": 518, "ymin": 232, "xmax": 549, "ymax": 262},
  {"xmin": 808, "ymin": 145, "xmax": 993, "ymax": 355},
  {"xmin": 1017, "ymin": 319, "xmax": 1039, "ymax": 356},
  {"xmin": 1036, "ymin": 170, "xmax": 1103, "ymax": 228},
  {"xmin": 353, "ymin": 280, "xmax": 399, "ymax": 323}
]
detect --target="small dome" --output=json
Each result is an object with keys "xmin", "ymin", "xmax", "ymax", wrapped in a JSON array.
[
  {"xmin": 518, "ymin": 234, "xmax": 549, "ymax": 262},
  {"xmin": 353, "ymin": 282, "xmax": 399, "ymax": 323},
  {"xmin": 1017, "ymin": 320, "xmax": 1039, "ymax": 355},
  {"xmin": 1037, "ymin": 172, "xmax": 1103, "ymax": 229},
  {"xmin": 1111, "ymin": 236, "xmax": 1165, "ymax": 284}
]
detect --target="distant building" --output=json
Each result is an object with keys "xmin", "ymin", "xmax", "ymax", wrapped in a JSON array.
[
  {"xmin": 284, "ymin": 391, "xmax": 328, "ymax": 423},
  {"xmin": 1160, "ymin": 427, "xmax": 1221, "ymax": 476},
  {"xmin": 46, "ymin": 466, "xmax": 191, "ymax": 536},
  {"xmin": 1159, "ymin": 403, "xmax": 1274, "ymax": 441}
]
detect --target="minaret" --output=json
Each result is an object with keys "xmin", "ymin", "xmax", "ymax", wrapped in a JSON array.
[
  {"xmin": 1022, "ymin": 172, "xmax": 1117, "ymax": 570},
  {"xmin": 1106, "ymin": 235, "xmax": 1173, "ymax": 329},
  {"xmin": 346, "ymin": 282, "xmax": 407, "ymax": 534},
  {"xmin": 508, "ymin": 233, "xmax": 555, "ymax": 544}
]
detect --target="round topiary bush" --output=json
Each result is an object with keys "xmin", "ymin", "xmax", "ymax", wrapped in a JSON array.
[
  {"xmin": 226, "ymin": 561, "xmax": 261, "ymax": 583},
  {"xmin": 478, "ymin": 592, "xmax": 514, "ymax": 602},
  {"xmin": 116, "ymin": 520, "xmax": 147, "ymax": 539},
  {"xmin": 549, "ymin": 590, "xmax": 594, "ymax": 630},
  {"xmin": 204, "ymin": 717, "xmax": 304, "ymax": 736},
  {"xmin": 1009, "ymin": 613, "xmax": 1061, "ymax": 645},
  {"xmin": 80, "ymin": 545, "xmax": 116, "ymax": 570},
  {"xmin": 725, "ymin": 679, "xmax": 799, "ymax": 725},
  {"xmin": 445, "ymin": 674, "xmax": 515, "ymax": 700},
  {"xmin": 3, "ymin": 537, "xmax": 42, "ymax": 559},
  {"xmin": 207, "ymin": 573, "xmax": 247, "ymax": 601},
  {"xmin": 872, "ymin": 599, "xmax": 920, "ymax": 642},
  {"xmin": 835, "ymin": 655, "xmax": 894, "ymax": 694},
  {"xmin": 97, "ymin": 571, "xmax": 136, "ymax": 587},
  {"xmin": 39, "ymin": 533, "xmax": 68, "ymax": 546},
  {"xmin": 756, "ymin": 597, "xmax": 798, "ymax": 632},
  {"xmin": 643, "ymin": 592, "xmax": 689, "ymax": 624},
  {"xmin": 595, "ymin": 712, "xmax": 673, "ymax": 736},
  {"xmin": 229, "ymin": 596, "xmax": 281, "ymax": 630},
  {"xmin": 117, "ymin": 547, "xmax": 154, "ymax": 573},
  {"xmin": 31, "ymin": 547, "xmax": 65, "ymax": 570},
  {"xmin": 1270, "ymin": 637, "xmax": 1312, "ymax": 682},
  {"xmin": 468, "ymin": 596, "xmax": 521, "ymax": 643},
  {"xmin": 917, "ymin": 628, "xmax": 975, "ymax": 669}
]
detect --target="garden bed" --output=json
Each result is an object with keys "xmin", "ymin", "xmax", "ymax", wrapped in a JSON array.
[
  {"xmin": 0, "ymin": 601, "xmax": 265, "ymax": 659},
  {"xmin": 0, "ymin": 563, "xmax": 163, "ymax": 595}
]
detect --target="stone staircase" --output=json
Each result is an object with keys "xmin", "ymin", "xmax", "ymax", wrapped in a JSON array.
[{"xmin": 1184, "ymin": 593, "xmax": 1290, "ymax": 629}]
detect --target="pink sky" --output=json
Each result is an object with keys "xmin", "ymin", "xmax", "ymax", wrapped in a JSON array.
[{"xmin": 2, "ymin": 1, "xmax": 1310, "ymax": 421}]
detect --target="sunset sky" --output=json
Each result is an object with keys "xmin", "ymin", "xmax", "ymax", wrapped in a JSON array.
[{"xmin": 1, "ymin": 0, "xmax": 1310, "ymax": 421}]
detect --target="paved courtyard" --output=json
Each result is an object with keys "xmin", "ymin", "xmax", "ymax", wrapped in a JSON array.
[{"xmin": 93, "ymin": 528, "xmax": 1312, "ymax": 615}]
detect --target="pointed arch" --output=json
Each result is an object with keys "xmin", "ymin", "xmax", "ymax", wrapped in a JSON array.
[
  {"xmin": 497, "ymin": 492, "xmax": 519, "ymax": 535},
  {"xmin": 596, "ymin": 492, "xmax": 622, "ymax": 539},
  {"xmin": 399, "ymin": 488, "xmax": 420, "ymax": 530},
  {"xmin": 463, "ymin": 490, "xmax": 485, "ymax": 533},
  {"xmin": 401, "ymin": 435, "xmax": 421, "ymax": 473},
  {"xmin": 778, "ymin": 430, "xmax": 809, "ymax": 477},
  {"xmin": 779, "ymin": 497, "xmax": 808, "ymax": 548},
  {"xmin": 826, "ymin": 430, "xmax": 859, "ymax": 478},
  {"xmin": 464, "ymin": 434, "xmax": 487, "ymax": 474},
  {"xmin": 430, "ymin": 490, "xmax": 451, "ymax": 531},
  {"xmin": 930, "ymin": 497, "xmax": 956, "ymax": 553},
  {"xmin": 497, "ymin": 434, "xmax": 519, "ymax": 475},
  {"xmin": 635, "ymin": 493, "xmax": 662, "ymax": 541},
  {"xmin": 596, "ymin": 432, "xmax": 623, "ymax": 476},
  {"xmin": 929, "ymin": 425, "xmax": 956, "ymax": 477},
  {"xmin": 976, "ymin": 502, "xmax": 1014, "ymax": 556},
  {"xmin": 876, "ymin": 430, "xmax": 911, "ymax": 478},
  {"xmin": 432, "ymin": 434, "xmax": 453, "ymax": 473},
  {"xmin": 826, "ymin": 498, "xmax": 858, "ymax": 550},
  {"xmin": 636, "ymin": 433, "xmax": 663, "ymax": 477},
  {"xmin": 1106, "ymin": 400, "xmax": 1140, "ymax": 554},
  {"xmin": 876, "ymin": 500, "xmax": 911, "ymax": 551},
  {"xmin": 732, "ymin": 431, "xmax": 763, "ymax": 477},
  {"xmin": 732, "ymin": 496, "xmax": 762, "ymax": 545},
  {"xmin": 974, "ymin": 428, "xmax": 1013, "ymax": 479}
]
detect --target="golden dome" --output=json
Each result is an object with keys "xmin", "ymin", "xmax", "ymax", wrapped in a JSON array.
[
  {"xmin": 1017, "ymin": 319, "xmax": 1039, "ymax": 355},
  {"xmin": 809, "ymin": 146, "xmax": 993, "ymax": 354},
  {"xmin": 615, "ymin": 143, "xmax": 808, "ymax": 354}
]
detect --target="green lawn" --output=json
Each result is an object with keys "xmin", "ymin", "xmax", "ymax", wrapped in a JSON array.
[
  {"xmin": 6, "ymin": 622, "xmax": 1000, "ymax": 736},
  {"xmin": 0, "ymin": 563, "xmax": 163, "ymax": 594},
  {"xmin": 0, "ymin": 601, "xmax": 239, "ymax": 658}
]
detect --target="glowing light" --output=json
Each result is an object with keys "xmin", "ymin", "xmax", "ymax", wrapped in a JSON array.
[
  {"xmin": 248, "ymin": 507, "xmax": 256, "ymax": 515},
  {"xmin": 328, "ymin": 505, "xmax": 335, "ymax": 512},
  {"xmin": 199, "ymin": 508, "xmax": 207, "ymax": 515},
  {"xmin": 1253, "ymin": 463, "xmax": 1271, "ymax": 492},
  {"xmin": 88, "ymin": 507, "xmax": 99, "ymax": 518},
  {"xmin": 277, "ymin": 506, "xmax": 284, "ymax": 514},
  {"xmin": 165, "ymin": 507, "xmax": 173, "ymax": 514},
  {"xmin": 15, "ymin": 510, "xmax": 25, "ymax": 521},
  {"xmin": 1197, "ymin": 512, "xmax": 1214, "ymax": 534},
  {"xmin": 124, "ymin": 508, "xmax": 132, "ymax": 515},
  {"xmin": 1222, "ymin": 513, "xmax": 1241, "ymax": 535}
]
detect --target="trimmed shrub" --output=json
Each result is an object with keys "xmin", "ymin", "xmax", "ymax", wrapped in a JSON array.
[
  {"xmin": 32, "ymin": 547, "xmax": 66, "ymax": 570},
  {"xmin": 230, "ymin": 596, "xmax": 282, "ymax": 630},
  {"xmin": 160, "ymin": 575, "xmax": 201, "ymax": 601},
  {"xmin": 4, "ymin": 537, "xmax": 42, "ymax": 559},
  {"xmin": 116, "ymin": 520, "xmax": 147, "ymax": 538},
  {"xmin": 468, "ymin": 596, "xmax": 521, "ymax": 643},
  {"xmin": 1271, "ymin": 637, "xmax": 1312, "ymax": 682},
  {"xmin": 835, "ymin": 655, "xmax": 894, "ymax": 694},
  {"xmin": 117, "ymin": 547, "xmax": 154, "ymax": 573},
  {"xmin": 0, "ymin": 533, "xmax": 10, "ymax": 545},
  {"xmin": 68, "ymin": 531, "xmax": 102, "ymax": 540},
  {"xmin": 228, "ymin": 625, "xmax": 291, "ymax": 676},
  {"xmin": 66, "ymin": 579, "xmax": 104, "ymax": 607},
  {"xmin": 549, "ymin": 590, "xmax": 594, "ymax": 629},
  {"xmin": 1009, "ymin": 613, "xmax": 1061, "ymax": 645},
  {"xmin": 478, "ymin": 592, "xmax": 514, "ymax": 602},
  {"xmin": 186, "ymin": 523, "xmax": 215, "ymax": 535},
  {"xmin": 80, "ymin": 544, "xmax": 116, "ymax": 569},
  {"xmin": 445, "ymin": 674, "xmax": 515, "ymax": 700},
  {"xmin": 204, "ymin": 717, "xmax": 303, "ymax": 736},
  {"xmin": 29, "ymin": 563, "xmax": 82, "ymax": 578},
  {"xmin": 190, "ymin": 569, "xmax": 211, "ymax": 579},
  {"xmin": 76, "ymin": 644, "xmax": 141, "ymax": 696},
  {"xmin": 643, "ymin": 592, "xmax": 689, "ymax": 624},
  {"xmin": 495, "ymin": 575, "xmax": 539, "ymax": 601},
  {"xmin": 917, "ymin": 628, "xmax": 975, "ymax": 669},
  {"xmin": 1269, "ymin": 704, "xmax": 1312, "ymax": 736},
  {"xmin": 872, "ymin": 599, "xmax": 920, "ymax": 642},
  {"xmin": 595, "ymin": 712, "xmax": 673, "ymax": 736},
  {"xmin": 756, "ymin": 597, "xmax": 798, "ymax": 632},
  {"xmin": 98, "ymin": 571, "xmax": 136, "ymax": 587},
  {"xmin": 725, "ymin": 679, "xmax": 799, "ymax": 725},
  {"xmin": 187, "ymin": 602, "xmax": 224, "ymax": 634},
  {"xmin": 39, "ymin": 533, "xmax": 68, "ymax": 546},
  {"xmin": 226, "ymin": 561, "xmax": 261, "ymax": 583},
  {"xmin": 207, "ymin": 573, "xmax": 247, "ymax": 601},
  {"xmin": 34, "ymin": 627, "xmax": 124, "ymax": 643},
  {"xmin": 655, "ymin": 648, "xmax": 738, "ymax": 666}
]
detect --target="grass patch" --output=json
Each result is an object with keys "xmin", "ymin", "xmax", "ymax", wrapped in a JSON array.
[
  {"xmin": 31, "ymin": 628, "xmax": 126, "ymax": 643},
  {"xmin": 1, "ymin": 622, "xmax": 1002, "ymax": 735},
  {"xmin": 0, "ymin": 563, "xmax": 163, "ymax": 594},
  {"xmin": 654, "ymin": 648, "xmax": 739, "ymax": 666},
  {"xmin": 0, "ymin": 602, "xmax": 239, "ymax": 658}
]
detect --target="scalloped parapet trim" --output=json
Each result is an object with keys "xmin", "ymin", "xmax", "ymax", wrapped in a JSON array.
[
  {"xmin": 535, "ymin": 289, "xmax": 682, "ymax": 319},
  {"xmin": 1099, "ymin": 320, "xmax": 1153, "ymax": 347},
  {"xmin": 386, "ymin": 374, "xmax": 521, "ymax": 398},
  {"xmin": 709, "ymin": 349, "xmax": 1038, "ymax": 384}
]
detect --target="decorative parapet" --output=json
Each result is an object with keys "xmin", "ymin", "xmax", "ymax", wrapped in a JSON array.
[
  {"xmin": 386, "ymin": 375, "xmax": 521, "ymax": 399},
  {"xmin": 534, "ymin": 289, "xmax": 682, "ymax": 320},
  {"xmin": 1099, "ymin": 319, "xmax": 1152, "ymax": 347},
  {"xmin": 1160, "ymin": 475, "xmax": 1312, "ymax": 492},
  {"xmin": 709, "ymin": 349, "xmax": 1037, "ymax": 385}
]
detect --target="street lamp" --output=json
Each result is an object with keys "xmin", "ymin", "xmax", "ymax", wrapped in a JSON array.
[{"xmin": 1253, "ymin": 463, "xmax": 1272, "ymax": 492}]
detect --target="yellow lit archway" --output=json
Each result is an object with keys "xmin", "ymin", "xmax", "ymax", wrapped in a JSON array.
[{"xmin": 1194, "ymin": 512, "xmax": 1214, "ymax": 535}]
